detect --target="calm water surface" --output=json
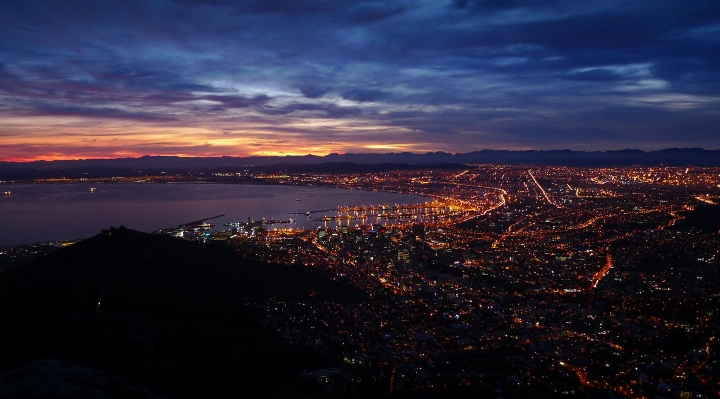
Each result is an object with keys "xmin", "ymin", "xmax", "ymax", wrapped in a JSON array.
[{"xmin": 0, "ymin": 183, "xmax": 428, "ymax": 248}]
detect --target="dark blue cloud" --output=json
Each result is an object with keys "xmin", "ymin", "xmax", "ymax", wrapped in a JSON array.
[
  {"xmin": 202, "ymin": 95, "xmax": 271, "ymax": 109},
  {"xmin": 1, "ymin": 0, "xmax": 719, "ymax": 153},
  {"xmin": 562, "ymin": 69, "xmax": 628, "ymax": 82},
  {"xmin": 20, "ymin": 103, "xmax": 175, "ymax": 122},
  {"xmin": 297, "ymin": 84, "xmax": 329, "ymax": 98},
  {"xmin": 341, "ymin": 89, "xmax": 390, "ymax": 103},
  {"xmin": 259, "ymin": 103, "xmax": 362, "ymax": 118}
]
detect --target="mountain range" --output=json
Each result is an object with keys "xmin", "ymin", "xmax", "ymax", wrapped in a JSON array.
[{"xmin": 1, "ymin": 148, "xmax": 719, "ymax": 179}]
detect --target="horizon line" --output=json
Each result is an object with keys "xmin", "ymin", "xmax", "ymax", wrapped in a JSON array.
[{"xmin": 2, "ymin": 147, "xmax": 719, "ymax": 163}]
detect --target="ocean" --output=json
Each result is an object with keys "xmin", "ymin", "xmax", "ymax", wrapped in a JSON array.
[{"xmin": 0, "ymin": 183, "xmax": 428, "ymax": 248}]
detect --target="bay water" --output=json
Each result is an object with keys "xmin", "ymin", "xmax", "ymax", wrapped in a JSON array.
[{"xmin": 0, "ymin": 183, "xmax": 428, "ymax": 248}]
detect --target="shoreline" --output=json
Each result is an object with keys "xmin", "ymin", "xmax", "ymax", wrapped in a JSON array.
[{"xmin": 0, "ymin": 182, "xmax": 433, "ymax": 249}]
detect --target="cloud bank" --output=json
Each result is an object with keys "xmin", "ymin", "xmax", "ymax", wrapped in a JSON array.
[{"xmin": 1, "ymin": 0, "xmax": 719, "ymax": 160}]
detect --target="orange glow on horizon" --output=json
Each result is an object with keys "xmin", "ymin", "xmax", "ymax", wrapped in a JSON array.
[
  {"xmin": 3, "ymin": 111, "xmax": 629, "ymax": 162},
  {"xmin": 1, "ymin": 150, "xmax": 346, "ymax": 163},
  {"xmin": 0, "ymin": 114, "xmax": 455, "ymax": 162}
]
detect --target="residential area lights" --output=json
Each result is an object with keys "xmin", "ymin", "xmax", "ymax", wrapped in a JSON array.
[
  {"xmin": 146, "ymin": 164, "xmax": 720, "ymax": 397},
  {"xmin": 528, "ymin": 169, "xmax": 559, "ymax": 208}
]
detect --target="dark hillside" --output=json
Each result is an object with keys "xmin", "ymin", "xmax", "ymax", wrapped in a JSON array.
[{"xmin": 0, "ymin": 228, "xmax": 363, "ymax": 398}]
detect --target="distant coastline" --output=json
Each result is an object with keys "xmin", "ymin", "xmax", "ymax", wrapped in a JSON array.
[
  {"xmin": 2, "ymin": 148, "xmax": 720, "ymax": 180},
  {"xmin": 0, "ymin": 183, "xmax": 429, "ymax": 248}
]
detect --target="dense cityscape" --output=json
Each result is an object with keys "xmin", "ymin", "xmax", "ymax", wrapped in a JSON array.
[{"xmin": 3, "ymin": 165, "xmax": 719, "ymax": 398}]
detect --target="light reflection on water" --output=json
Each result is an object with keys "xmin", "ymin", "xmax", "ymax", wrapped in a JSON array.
[{"xmin": 0, "ymin": 183, "xmax": 428, "ymax": 247}]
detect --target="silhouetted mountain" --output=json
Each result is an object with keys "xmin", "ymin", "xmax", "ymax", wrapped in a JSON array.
[
  {"xmin": 214, "ymin": 162, "xmax": 467, "ymax": 174},
  {"xmin": 2, "ymin": 148, "xmax": 718, "ymax": 179},
  {"xmin": 0, "ymin": 228, "xmax": 363, "ymax": 398},
  {"xmin": 2, "ymin": 359, "xmax": 168, "ymax": 399}
]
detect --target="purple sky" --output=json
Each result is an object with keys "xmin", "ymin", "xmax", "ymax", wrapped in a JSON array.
[{"xmin": 1, "ymin": 0, "xmax": 720, "ymax": 160}]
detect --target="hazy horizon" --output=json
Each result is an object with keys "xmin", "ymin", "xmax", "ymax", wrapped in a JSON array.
[{"xmin": 2, "ymin": 147, "xmax": 720, "ymax": 164}]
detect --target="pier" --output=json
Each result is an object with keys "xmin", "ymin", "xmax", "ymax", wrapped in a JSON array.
[{"xmin": 154, "ymin": 214, "xmax": 225, "ymax": 233}]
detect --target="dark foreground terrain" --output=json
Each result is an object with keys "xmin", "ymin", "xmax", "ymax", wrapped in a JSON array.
[{"xmin": 0, "ymin": 227, "xmax": 363, "ymax": 398}]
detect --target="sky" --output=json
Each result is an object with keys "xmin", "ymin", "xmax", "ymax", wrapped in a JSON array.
[{"xmin": 1, "ymin": 0, "xmax": 720, "ymax": 161}]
